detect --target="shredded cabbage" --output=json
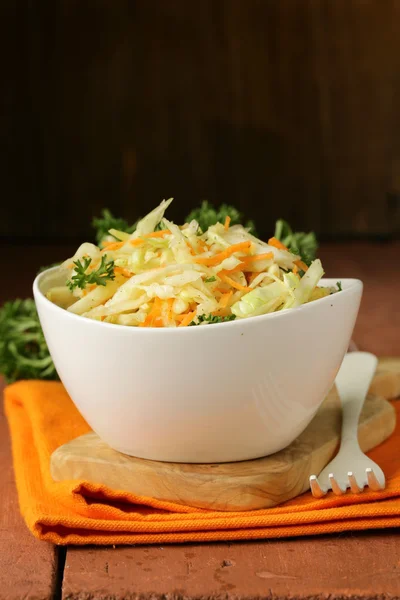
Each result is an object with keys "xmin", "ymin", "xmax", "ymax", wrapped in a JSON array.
[{"xmin": 46, "ymin": 199, "xmax": 333, "ymax": 326}]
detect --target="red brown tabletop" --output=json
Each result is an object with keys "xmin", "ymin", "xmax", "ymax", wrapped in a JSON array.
[{"xmin": 1, "ymin": 241, "xmax": 400, "ymax": 600}]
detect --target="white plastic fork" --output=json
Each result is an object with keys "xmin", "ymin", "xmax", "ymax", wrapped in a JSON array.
[{"xmin": 310, "ymin": 351, "xmax": 386, "ymax": 498}]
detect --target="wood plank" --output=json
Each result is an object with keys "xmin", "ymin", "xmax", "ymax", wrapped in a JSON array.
[
  {"xmin": 0, "ymin": 379, "xmax": 58, "ymax": 600},
  {"xmin": 63, "ymin": 534, "xmax": 400, "ymax": 600}
]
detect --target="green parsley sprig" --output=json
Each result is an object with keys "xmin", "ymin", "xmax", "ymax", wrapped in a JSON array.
[
  {"xmin": 92, "ymin": 209, "xmax": 136, "ymax": 245},
  {"xmin": 274, "ymin": 219, "xmax": 317, "ymax": 266},
  {"xmin": 186, "ymin": 201, "xmax": 257, "ymax": 235},
  {"xmin": 0, "ymin": 299, "xmax": 58, "ymax": 383},
  {"xmin": 189, "ymin": 314, "xmax": 237, "ymax": 326},
  {"xmin": 66, "ymin": 255, "xmax": 115, "ymax": 291}
]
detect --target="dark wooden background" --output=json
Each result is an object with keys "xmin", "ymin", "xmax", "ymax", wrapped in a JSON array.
[{"xmin": 2, "ymin": 0, "xmax": 400, "ymax": 242}]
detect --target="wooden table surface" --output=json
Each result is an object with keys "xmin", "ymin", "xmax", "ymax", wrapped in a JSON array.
[{"xmin": 1, "ymin": 241, "xmax": 400, "ymax": 600}]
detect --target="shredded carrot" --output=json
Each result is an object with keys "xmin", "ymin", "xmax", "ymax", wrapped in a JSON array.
[
  {"xmin": 294, "ymin": 260, "xmax": 309, "ymax": 272},
  {"xmin": 224, "ymin": 216, "xmax": 231, "ymax": 230},
  {"xmin": 100, "ymin": 241, "xmax": 125, "ymax": 253},
  {"xmin": 142, "ymin": 230, "xmax": 171, "ymax": 238},
  {"xmin": 219, "ymin": 291, "xmax": 233, "ymax": 308},
  {"xmin": 268, "ymin": 237, "xmax": 288, "ymax": 251},
  {"xmin": 102, "ymin": 240, "xmax": 124, "ymax": 250},
  {"xmin": 175, "ymin": 313, "xmax": 188, "ymax": 322},
  {"xmin": 248, "ymin": 272, "xmax": 259, "ymax": 284},
  {"xmin": 211, "ymin": 308, "xmax": 231, "ymax": 317},
  {"xmin": 129, "ymin": 239, "xmax": 145, "ymax": 247},
  {"xmin": 186, "ymin": 241, "xmax": 196, "ymax": 256},
  {"xmin": 219, "ymin": 272, "xmax": 251, "ymax": 292},
  {"xmin": 292, "ymin": 265, "xmax": 299, "ymax": 275},
  {"xmin": 179, "ymin": 310, "xmax": 196, "ymax": 327},
  {"xmin": 194, "ymin": 241, "xmax": 252, "ymax": 266},
  {"xmin": 220, "ymin": 253, "xmax": 273, "ymax": 274},
  {"xmin": 197, "ymin": 240, "xmax": 208, "ymax": 252},
  {"xmin": 114, "ymin": 267, "xmax": 132, "ymax": 277},
  {"xmin": 243, "ymin": 252, "xmax": 274, "ymax": 264},
  {"xmin": 140, "ymin": 297, "xmax": 163, "ymax": 327}
]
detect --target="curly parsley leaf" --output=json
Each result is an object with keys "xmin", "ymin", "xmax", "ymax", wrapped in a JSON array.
[
  {"xmin": 66, "ymin": 255, "xmax": 115, "ymax": 291},
  {"xmin": 0, "ymin": 299, "xmax": 58, "ymax": 383},
  {"xmin": 189, "ymin": 313, "xmax": 237, "ymax": 326},
  {"xmin": 92, "ymin": 209, "xmax": 136, "ymax": 245},
  {"xmin": 185, "ymin": 201, "xmax": 257, "ymax": 235},
  {"xmin": 274, "ymin": 219, "xmax": 318, "ymax": 266}
]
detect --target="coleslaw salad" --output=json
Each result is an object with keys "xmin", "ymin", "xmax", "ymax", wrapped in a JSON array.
[{"xmin": 46, "ymin": 199, "xmax": 333, "ymax": 327}]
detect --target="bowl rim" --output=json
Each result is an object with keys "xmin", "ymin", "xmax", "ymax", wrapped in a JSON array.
[{"xmin": 33, "ymin": 267, "xmax": 363, "ymax": 335}]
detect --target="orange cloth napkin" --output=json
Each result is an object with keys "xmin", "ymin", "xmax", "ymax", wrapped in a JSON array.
[{"xmin": 5, "ymin": 381, "xmax": 400, "ymax": 546}]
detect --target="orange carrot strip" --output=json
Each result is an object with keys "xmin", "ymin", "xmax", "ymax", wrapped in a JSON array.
[
  {"xmin": 243, "ymin": 252, "xmax": 274, "ymax": 263},
  {"xmin": 221, "ymin": 253, "xmax": 273, "ymax": 274},
  {"xmin": 114, "ymin": 267, "xmax": 132, "ymax": 277},
  {"xmin": 224, "ymin": 216, "xmax": 231, "ymax": 230},
  {"xmin": 197, "ymin": 240, "xmax": 208, "ymax": 252},
  {"xmin": 220, "ymin": 262, "xmax": 247, "ymax": 274},
  {"xmin": 140, "ymin": 297, "xmax": 163, "ymax": 327},
  {"xmin": 102, "ymin": 240, "xmax": 124, "ymax": 249},
  {"xmin": 179, "ymin": 310, "xmax": 196, "ymax": 327},
  {"xmin": 194, "ymin": 241, "xmax": 252, "ymax": 266},
  {"xmin": 175, "ymin": 313, "xmax": 188, "ymax": 321},
  {"xmin": 268, "ymin": 237, "xmax": 288, "ymax": 251},
  {"xmin": 186, "ymin": 241, "xmax": 196, "ymax": 256},
  {"xmin": 292, "ymin": 265, "xmax": 299, "ymax": 275},
  {"xmin": 142, "ymin": 229, "xmax": 171, "ymax": 238},
  {"xmin": 248, "ymin": 272, "xmax": 259, "ymax": 284},
  {"xmin": 100, "ymin": 241, "xmax": 124, "ymax": 253},
  {"xmin": 294, "ymin": 260, "xmax": 309, "ymax": 272},
  {"xmin": 129, "ymin": 239, "xmax": 145, "ymax": 247},
  {"xmin": 219, "ymin": 291, "xmax": 233, "ymax": 308},
  {"xmin": 219, "ymin": 273, "xmax": 251, "ymax": 292}
]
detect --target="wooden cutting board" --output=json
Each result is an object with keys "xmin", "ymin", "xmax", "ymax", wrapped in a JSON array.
[{"xmin": 51, "ymin": 358, "xmax": 399, "ymax": 511}]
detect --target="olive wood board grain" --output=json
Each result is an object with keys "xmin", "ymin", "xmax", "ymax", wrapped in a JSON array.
[{"xmin": 51, "ymin": 359, "xmax": 399, "ymax": 511}]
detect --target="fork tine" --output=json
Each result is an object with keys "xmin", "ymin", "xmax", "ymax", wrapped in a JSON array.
[
  {"xmin": 329, "ymin": 473, "xmax": 346, "ymax": 495},
  {"xmin": 348, "ymin": 472, "xmax": 363, "ymax": 493},
  {"xmin": 309, "ymin": 475, "xmax": 327, "ymax": 498},
  {"xmin": 366, "ymin": 467, "xmax": 384, "ymax": 491}
]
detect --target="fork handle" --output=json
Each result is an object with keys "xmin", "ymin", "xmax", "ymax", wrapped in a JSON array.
[{"xmin": 335, "ymin": 352, "xmax": 378, "ymax": 445}]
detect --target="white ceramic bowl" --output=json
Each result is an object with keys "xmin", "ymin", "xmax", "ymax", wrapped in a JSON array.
[{"xmin": 34, "ymin": 269, "xmax": 362, "ymax": 463}]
